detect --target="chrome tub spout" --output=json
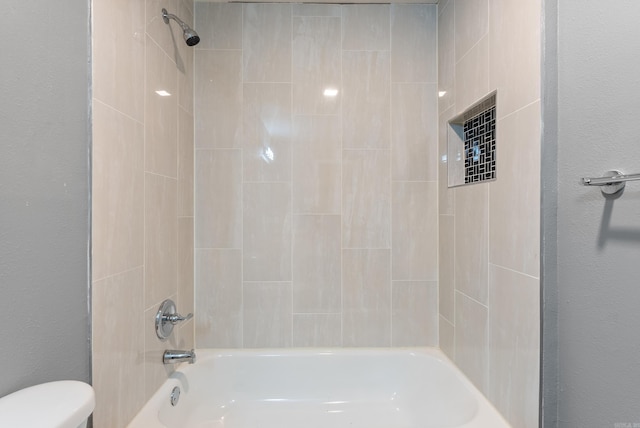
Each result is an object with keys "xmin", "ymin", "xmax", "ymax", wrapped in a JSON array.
[{"xmin": 163, "ymin": 349, "xmax": 196, "ymax": 365}]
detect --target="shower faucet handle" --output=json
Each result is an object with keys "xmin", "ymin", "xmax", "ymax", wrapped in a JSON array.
[{"xmin": 155, "ymin": 299, "xmax": 193, "ymax": 341}]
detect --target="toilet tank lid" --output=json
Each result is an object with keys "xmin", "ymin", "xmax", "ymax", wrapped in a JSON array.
[{"xmin": 0, "ymin": 380, "xmax": 95, "ymax": 428}]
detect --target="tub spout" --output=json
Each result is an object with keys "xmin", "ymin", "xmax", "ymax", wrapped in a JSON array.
[{"xmin": 163, "ymin": 349, "xmax": 196, "ymax": 365}]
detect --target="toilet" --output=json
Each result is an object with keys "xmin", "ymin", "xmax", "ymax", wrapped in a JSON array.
[{"xmin": 0, "ymin": 381, "xmax": 95, "ymax": 428}]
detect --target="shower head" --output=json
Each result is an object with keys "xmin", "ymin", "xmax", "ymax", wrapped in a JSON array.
[{"xmin": 162, "ymin": 8, "xmax": 200, "ymax": 47}]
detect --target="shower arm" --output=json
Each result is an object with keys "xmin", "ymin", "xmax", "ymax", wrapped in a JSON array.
[{"xmin": 162, "ymin": 8, "xmax": 190, "ymax": 32}]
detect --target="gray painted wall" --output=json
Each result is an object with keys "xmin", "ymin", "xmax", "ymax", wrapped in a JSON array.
[
  {"xmin": 0, "ymin": 1, "xmax": 91, "ymax": 396},
  {"xmin": 549, "ymin": 0, "xmax": 640, "ymax": 426}
]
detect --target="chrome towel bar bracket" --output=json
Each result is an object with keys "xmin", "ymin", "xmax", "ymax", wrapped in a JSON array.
[{"xmin": 581, "ymin": 170, "xmax": 640, "ymax": 195}]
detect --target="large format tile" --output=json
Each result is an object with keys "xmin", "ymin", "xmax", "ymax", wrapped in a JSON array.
[
  {"xmin": 243, "ymin": 4, "xmax": 292, "ymax": 82},
  {"xmin": 177, "ymin": 217, "xmax": 194, "ymax": 317},
  {"xmin": 243, "ymin": 282, "xmax": 293, "ymax": 348},
  {"xmin": 342, "ymin": 5, "xmax": 390, "ymax": 51},
  {"xmin": 455, "ymin": 291, "xmax": 489, "ymax": 395},
  {"xmin": 489, "ymin": 265, "xmax": 540, "ymax": 428},
  {"xmin": 292, "ymin": 17, "xmax": 341, "ymax": 115},
  {"xmin": 292, "ymin": 215, "xmax": 341, "ymax": 313},
  {"xmin": 292, "ymin": 314, "xmax": 342, "ymax": 347},
  {"xmin": 194, "ymin": 3, "xmax": 242, "ymax": 50},
  {"xmin": 391, "ymin": 5, "xmax": 437, "ymax": 83},
  {"xmin": 243, "ymin": 183, "xmax": 292, "ymax": 281},
  {"xmin": 292, "ymin": 4, "xmax": 341, "ymax": 17},
  {"xmin": 392, "ymin": 182, "xmax": 438, "ymax": 281},
  {"xmin": 243, "ymin": 83, "xmax": 292, "ymax": 182},
  {"xmin": 195, "ymin": 50, "xmax": 242, "ymax": 149},
  {"xmin": 455, "ymin": 35, "xmax": 489, "ymax": 111},
  {"xmin": 292, "ymin": 115, "xmax": 341, "ymax": 214},
  {"xmin": 342, "ymin": 51, "xmax": 391, "ymax": 149},
  {"xmin": 489, "ymin": 102, "xmax": 541, "ymax": 277},
  {"xmin": 146, "ymin": 0, "xmax": 182, "ymax": 58},
  {"xmin": 439, "ymin": 315, "xmax": 455, "ymax": 360},
  {"xmin": 438, "ymin": 0, "xmax": 455, "ymax": 112},
  {"xmin": 195, "ymin": 149, "xmax": 241, "ymax": 249},
  {"xmin": 438, "ymin": 107, "xmax": 456, "ymax": 215},
  {"xmin": 342, "ymin": 150, "xmax": 391, "ymax": 249},
  {"xmin": 178, "ymin": 107, "xmax": 194, "ymax": 217},
  {"xmin": 92, "ymin": 101, "xmax": 144, "ymax": 281},
  {"xmin": 439, "ymin": 215, "xmax": 455, "ymax": 322},
  {"xmin": 391, "ymin": 83, "xmax": 438, "ymax": 181},
  {"xmin": 392, "ymin": 281, "xmax": 438, "ymax": 346},
  {"xmin": 454, "ymin": 0, "xmax": 489, "ymax": 62},
  {"xmin": 195, "ymin": 249, "xmax": 242, "ymax": 347}
]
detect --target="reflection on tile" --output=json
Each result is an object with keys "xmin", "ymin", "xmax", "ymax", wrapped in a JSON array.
[
  {"xmin": 92, "ymin": 0, "xmax": 144, "ymax": 121},
  {"xmin": 195, "ymin": 2, "xmax": 242, "ymax": 50},
  {"xmin": 292, "ymin": 17, "xmax": 341, "ymax": 115},
  {"xmin": 92, "ymin": 268, "xmax": 144, "ymax": 428},
  {"xmin": 438, "ymin": 108, "xmax": 455, "ymax": 215},
  {"xmin": 439, "ymin": 315, "xmax": 455, "ymax": 360},
  {"xmin": 342, "ymin": 5, "xmax": 390, "ymax": 51},
  {"xmin": 438, "ymin": 0, "xmax": 455, "ymax": 112},
  {"xmin": 489, "ymin": 102, "xmax": 541, "ymax": 276},
  {"xmin": 439, "ymin": 215, "xmax": 455, "ymax": 322},
  {"xmin": 342, "ymin": 150, "xmax": 391, "ymax": 248},
  {"xmin": 293, "ymin": 215, "xmax": 341, "ymax": 313},
  {"xmin": 293, "ymin": 4, "xmax": 341, "ymax": 17},
  {"xmin": 454, "ymin": 0, "xmax": 489, "ymax": 61},
  {"xmin": 195, "ymin": 149, "xmax": 241, "ymax": 249},
  {"xmin": 489, "ymin": 265, "xmax": 540, "ymax": 428},
  {"xmin": 178, "ymin": 217, "xmax": 194, "ymax": 317},
  {"xmin": 454, "ymin": 183, "xmax": 488, "ymax": 304},
  {"xmin": 392, "ymin": 182, "xmax": 437, "ymax": 280},
  {"xmin": 243, "ymin": 83, "xmax": 292, "ymax": 182},
  {"xmin": 195, "ymin": 50, "xmax": 242, "ymax": 149},
  {"xmin": 243, "ymin": 282, "xmax": 292, "ymax": 348},
  {"xmin": 455, "ymin": 35, "xmax": 489, "ymax": 111},
  {"xmin": 392, "ymin": 281, "xmax": 437, "ymax": 346},
  {"xmin": 144, "ymin": 299, "xmax": 178, "ymax": 399},
  {"xmin": 292, "ymin": 314, "xmax": 342, "ymax": 347},
  {"xmin": 292, "ymin": 115, "xmax": 341, "ymax": 214},
  {"xmin": 243, "ymin": 4, "xmax": 292, "ymax": 82},
  {"xmin": 92, "ymin": 101, "xmax": 144, "ymax": 281},
  {"xmin": 145, "ymin": 36, "xmax": 178, "ymax": 178},
  {"xmin": 343, "ymin": 51, "xmax": 391, "ymax": 149},
  {"xmin": 144, "ymin": 173, "xmax": 177, "ymax": 308},
  {"xmin": 243, "ymin": 183, "xmax": 292, "ymax": 281},
  {"xmin": 178, "ymin": 107, "xmax": 194, "ymax": 217},
  {"xmin": 455, "ymin": 291, "xmax": 488, "ymax": 394},
  {"xmin": 391, "ymin": 5, "xmax": 437, "ymax": 83},
  {"xmin": 195, "ymin": 249, "xmax": 242, "ymax": 347},
  {"xmin": 391, "ymin": 83, "xmax": 438, "ymax": 181}
]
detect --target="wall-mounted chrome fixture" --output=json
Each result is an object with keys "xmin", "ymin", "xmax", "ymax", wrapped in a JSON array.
[
  {"xmin": 581, "ymin": 170, "xmax": 640, "ymax": 195},
  {"xmin": 163, "ymin": 349, "xmax": 196, "ymax": 365},
  {"xmin": 162, "ymin": 8, "xmax": 200, "ymax": 46},
  {"xmin": 155, "ymin": 299, "xmax": 193, "ymax": 341}
]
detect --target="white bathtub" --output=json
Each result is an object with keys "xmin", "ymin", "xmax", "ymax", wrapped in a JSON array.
[{"xmin": 128, "ymin": 348, "xmax": 510, "ymax": 428}]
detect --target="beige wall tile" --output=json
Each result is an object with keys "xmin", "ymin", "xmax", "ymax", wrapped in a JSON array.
[
  {"xmin": 243, "ymin": 282, "xmax": 293, "ymax": 348},
  {"xmin": 489, "ymin": 265, "xmax": 540, "ymax": 428},
  {"xmin": 454, "ymin": 0, "xmax": 488, "ymax": 62},
  {"xmin": 292, "ymin": 115, "xmax": 341, "ymax": 214},
  {"xmin": 292, "ymin": 17, "xmax": 341, "ymax": 115},
  {"xmin": 438, "ymin": 107, "xmax": 456, "ymax": 215},
  {"xmin": 343, "ymin": 310, "xmax": 391, "ymax": 347},
  {"xmin": 178, "ymin": 107, "xmax": 194, "ymax": 217},
  {"xmin": 455, "ymin": 291, "xmax": 488, "ymax": 394},
  {"xmin": 292, "ymin": 314, "xmax": 342, "ymax": 347},
  {"xmin": 489, "ymin": 0, "xmax": 541, "ymax": 119},
  {"xmin": 391, "ymin": 5, "xmax": 437, "ymax": 83},
  {"xmin": 343, "ymin": 51, "xmax": 391, "ymax": 149},
  {"xmin": 92, "ymin": 0, "xmax": 144, "ymax": 121},
  {"xmin": 144, "ymin": 298, "xmax": 178, "ymax": 400},
  {"xmin": 293, "ymin": 4, "xmax": 341, "ymax": 17},
  {"xmin": 392, "ymin": 281, "xmax": 438, "ymax": 346},
  {"xmin": 92, "ymin": 101, "xmax": 144, "ymax": 281},
  {"xmin": 439, "ymin": 215, "xmax": 455, "ymax": 322},
  {"xmin": 489, "ymin": 102, "xmax": 541, "ymax": 277},
  {"xmin": 454, "ymin": 183, "xmax": 489, "ymax": 304},
  {"xmin": 144, "ymin": 173, "xmax": 178, "ymax": 308},
  {"xmin": 195, "ymin": 149, "xmax": 241, "ymax": 249},
  {"xmin": 455, "ymin": 35, "xmax": 489, "ymax": 111},
  {"xmin": 92, "ymin": 268, "xmax": 144, "ymax": 428},
  {"xmin": 243, "ymin": 4, "xmax": 292, "ymax": 82},
  {"xmin": 342, "ymin": 150, "xmax": 391, "ymax": 248},
  {"xmin": 392, "ymin": 182, "xmax": 438, "ymax": 280},
  {"xmin": 194, "ymin": 3, "xmax": 242, "ymax": 50},
  {"xmin": 195, "ymin": 50, "xmax": 242, "ymax": 149},
  {"xmin": 178, "ymin": 217, "xmax": 194, "ymax": 317},
  {"xmin": 243, "ymin": 83, "xmax": 292, "ymax": 182},
  {"xmin": 243, "ymin": 183, "xmax": 292, "ymax": 281},
  {"xmin": 439, "ymin": 315, "xmax": 455, "ymax": 360},
  {"xmin": 292, "ymin": 215, "xmax": 341, "ymax": 313},
  {"xmin": 342, "ymin": 5, "xmax": 390, "ymax": 51},
  {"xmin": 439, "ymin": 0, "xmax": 451, "ymax": 15},
  {"xmin": 438, "ymin": 0, "xmax": 455, "ymax": 112},
  {"xmin": 391, "ymin": 83, "xmax": 438, "ymax": 181},
  {"xmin": 177, "ymin": 31, "xmax": 194, "ymax": 115},
  {"xmin": 195, "ymin": 249, "xmax": 242, "ymax": 347},
  {"xmin": 177, "ymin": 319, "xmax": 195, "ymax": 351},
  {"xmin": 145, "ymin": 36, "xmax": 178, "ymax": 178},
  {"xmin": 146, "ymin": 0, "xmax": 182, "ymax": 58}
]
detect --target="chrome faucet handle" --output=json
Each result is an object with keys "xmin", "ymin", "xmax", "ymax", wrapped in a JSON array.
[{"xmin": 155, "ymin": 299, "xmax": 193, "ymax": 341}]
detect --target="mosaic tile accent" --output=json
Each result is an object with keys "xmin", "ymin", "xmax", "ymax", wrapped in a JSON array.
[{"xmin": 463, "ymin": 104, "xmax": 495, "ymax": 183}]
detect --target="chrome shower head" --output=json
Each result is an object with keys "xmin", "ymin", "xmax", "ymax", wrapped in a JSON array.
[{"xmin": 162, "ymin": 8, "xmax": 200, "ymax": 47}]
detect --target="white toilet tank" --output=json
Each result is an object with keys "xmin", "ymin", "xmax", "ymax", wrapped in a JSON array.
[{"xmin": 0, "ymin": 380, "xmax": 95, "ymax": 428}]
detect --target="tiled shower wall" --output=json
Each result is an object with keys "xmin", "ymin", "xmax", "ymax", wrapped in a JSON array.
[
  {"xmin": 194, "ymin": 3, "xmax": 438, "ymax": 348},
  {"xmin": 438, "ymin": 0, "xmax": 541, "ymax": 427},
  {"xmin": 91, "ymin": 0, "xmax": 195, "ymax": 426}
]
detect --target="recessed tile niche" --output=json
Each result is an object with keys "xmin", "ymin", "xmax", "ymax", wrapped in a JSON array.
[{"xmin": 447, "ymin": 92, "xmax": 497, "ymax": 187}]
